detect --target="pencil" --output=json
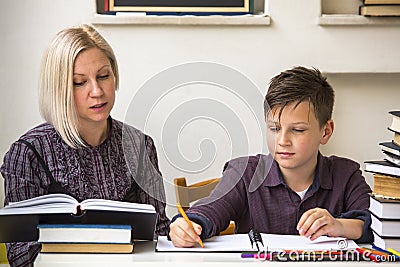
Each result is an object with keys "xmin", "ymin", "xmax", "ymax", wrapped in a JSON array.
[{"xmin": 176, "ymin": 203, "xmax": 204, "ymax": 248}]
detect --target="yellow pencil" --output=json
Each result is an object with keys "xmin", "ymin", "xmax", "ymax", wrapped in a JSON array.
[
  {"xmin": 387, "ymin": 248, "xmax": 400, "ymax": 257},
  {"xmin": 176, "ymin": 203, "xmax": 204, "ymax": 248}
]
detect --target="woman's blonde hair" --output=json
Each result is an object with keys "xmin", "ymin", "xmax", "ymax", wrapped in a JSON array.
[{"xmin": 39, "ymin": 24, "xmax": 119, "ymax": 148}]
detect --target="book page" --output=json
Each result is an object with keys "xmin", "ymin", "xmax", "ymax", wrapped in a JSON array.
[
  {"xmin": 80, "ymin": 199, "xmax": 155, "ymax": 213},
  {"xmin": 261, "ymin": 234, "xmax": 358, "ymax": 251},
  {"xmin": 0, "ymin": 194, "xmax": 78, "ymax": 215},
  {"xmin": 156, "ymin": 234, "xmax": 254, "ymax": 252},
  {"xmin": 156, "ymin": 234, "xmax": 358, "ymax": 252}
]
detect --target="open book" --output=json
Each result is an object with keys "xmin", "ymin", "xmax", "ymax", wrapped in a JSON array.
[
  {"xmin": 3, "ymin": 193, "xmax": 155, "ymax": 215},
  {"xmin": 156, "ymin": 233, "xmax": 359, "ymax": 252},
  {"xmin": 0, "ymin": 194, "xmax": 157, "ymax": 243}
]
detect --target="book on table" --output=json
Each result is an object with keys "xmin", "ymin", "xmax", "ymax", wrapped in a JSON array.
[
  {"xmin": 40, "ymin": 243, "xmax": 134, "ymax": 253},
  {"xmin": 37, "ymin": 224, "xmax": 132, "ymax": 244},
  {"xmin": 369, "ymin": 194, "xmax": 400, "ymax": 219},
  {"xmin": 371, "ymin": 213, "xmax": 400, "ymax": 237},
  {"xmin": 373, "ymin": 231, "xmax": 400, "ymax": 251},
  {"xmin": 0, "ymin": 193, "xmax": 157, "ymax": 243},
  {"xmin": 37, "ymin": 224, "xmax": 134, "ymax": 253},
  {"xmin": 372, "ymin": 174, "xmax": 400, "ymax": 198},
  {"xmin": 364, "ymin": 160, "xmax": 400, "ymax": 177}
]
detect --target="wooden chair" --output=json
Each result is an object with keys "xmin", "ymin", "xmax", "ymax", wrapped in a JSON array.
[
  {"xmin": 173, "ymin": 177, "xmax": 235, "ymax": 235},
  {"xmin": 0, "ymin": 243, "xmax": 8, "ymax": 265}
]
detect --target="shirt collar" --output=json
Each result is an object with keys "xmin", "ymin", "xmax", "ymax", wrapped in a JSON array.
[{"xmin": 264, "ymin": 152, "xmax": 333, "ymax": 190}]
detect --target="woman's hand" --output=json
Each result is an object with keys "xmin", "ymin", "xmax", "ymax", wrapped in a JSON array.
[{"xmin": 169, "ymin": 217, "xmax": 203, "ymax": 247}]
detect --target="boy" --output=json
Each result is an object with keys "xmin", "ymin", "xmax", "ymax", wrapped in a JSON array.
[{"xmin": 169, "ymin": 66, "xmax": 373, "ymax": 247}]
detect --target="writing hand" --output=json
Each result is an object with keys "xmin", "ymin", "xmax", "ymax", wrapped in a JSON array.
[
  {"xmin": 169, "ymin": 217, "xmax": 203, "ymax": 248},
  {"xmin": 296, "ymin": 207, "xmax": 343, "ymax": 241}
]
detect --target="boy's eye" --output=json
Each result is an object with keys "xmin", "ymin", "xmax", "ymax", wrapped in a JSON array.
[
  {"xmin": 293, "ymin": 129, "xmax": 305, "ymax": 133},
  {"xmin": 268, "ymin": 126, "xmax": 279, "ymax": 132}
]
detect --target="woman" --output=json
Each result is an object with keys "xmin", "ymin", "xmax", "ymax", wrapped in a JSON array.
[{"xmin": 1, "ymin": 24, "xmax": 170, "ymax": 267}]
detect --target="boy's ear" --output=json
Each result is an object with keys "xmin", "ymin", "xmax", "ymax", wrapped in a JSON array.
[{"xmin": 320, "ymin": 120, "xmax": 334, "ymax": 145}]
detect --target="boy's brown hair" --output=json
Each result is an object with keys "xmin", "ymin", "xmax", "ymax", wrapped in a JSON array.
[{"xmin": 264, "ymin": 66, "xmax": 334, "ymax": 128}]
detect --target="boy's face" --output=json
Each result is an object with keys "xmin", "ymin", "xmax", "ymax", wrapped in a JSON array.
[{"xmin": 266, "ymin": 101, "xmax": 333, "ymax": 173}]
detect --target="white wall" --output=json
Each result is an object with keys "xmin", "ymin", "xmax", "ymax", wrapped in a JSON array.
[{"xmin": 1, "ymin": 0, "xmax": 400, "ymax": 218}]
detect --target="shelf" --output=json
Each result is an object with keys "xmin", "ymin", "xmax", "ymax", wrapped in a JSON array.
[
  {"xmin": 318, "ymin": 14, "xmax": 400, "ymax": 26},
  {"xmin": 91, "ymin": 13, "xmax": 271, "ymax": 26}
]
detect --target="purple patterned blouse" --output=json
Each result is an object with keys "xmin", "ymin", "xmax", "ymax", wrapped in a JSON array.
[{"xmin": 1, "ymin": 118, "xmax": 170, "ymax": 267}]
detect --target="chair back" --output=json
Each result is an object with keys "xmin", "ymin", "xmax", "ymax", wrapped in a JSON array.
[
  {"xmin": 174, "ymin": 177, "xmax": 220, "ymax": 211},
  {"xmin": 173, "ymin": 177, "xmax": 234, "ymax": 235}
]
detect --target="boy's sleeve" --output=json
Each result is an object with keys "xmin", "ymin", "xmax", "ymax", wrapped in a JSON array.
[
  {"xmin": 178, "ymin": 158, "xmax": 248, "ymax": 238},
  {"xmin": 341, "ymin": 168, "xmax": 373, "ymax": 243},
  {"xmin": 339, "ymin": 210, "xmax": 372, "ymax": 243}
]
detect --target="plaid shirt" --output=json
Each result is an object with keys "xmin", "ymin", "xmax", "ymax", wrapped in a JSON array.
[{"xmin": 1, "ymin": 118, "xmax": 170, "ymax": 267}]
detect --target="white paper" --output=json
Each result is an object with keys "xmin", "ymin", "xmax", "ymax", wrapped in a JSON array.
[{"xmin": 156, "ymin": 234, "xmax": 358, "ymax": 252}]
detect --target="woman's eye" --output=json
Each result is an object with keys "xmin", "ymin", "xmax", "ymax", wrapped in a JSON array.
[
  {"xmin": 73, "ymin": 81, "xmax": 85, "ymax": 87},
  {"xmin": 98, "ymin": 74, "xmax": 109, "ymax": 80}
]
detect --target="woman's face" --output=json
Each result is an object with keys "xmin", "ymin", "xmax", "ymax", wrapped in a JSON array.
[{"xmin": 73, "ymin": 48, "xmax": 115, "ymax": 129}]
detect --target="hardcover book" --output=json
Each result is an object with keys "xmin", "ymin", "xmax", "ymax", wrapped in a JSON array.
[
  {"xmin": 37, "ymin": 224, "xmax": 132, "ymax": 244},
  {"xmin": 389, "ymin": 111, "xmax": 400, "ymax": 134},
  {"xmin": 360, "ymin": 5, "xmax": 400, "ymax": 16},
  {"xmin": 364, "ymin": 160, "xmax": 400, "ymax": 177},
  {"xmin": 371, "ymin": 213, "xmax": 400, "ymax": 237},
  {"xmin": 393, "ymin": 132, "xmax": 400, "ymax": 147},
  {"xmin": 369, "ymin": 194, "xmax": 400, "ymax": 219},
  {"xmin": 0, "ymin": 194, "xmax": 157, "ymax": 243},
  {"xmin": 379, "ymin": 142, "xmax": 400, "ymax": 157},
  {"xmin": 364, "ymin": 0, "xmax": 400, "ymax": 3},
  {"xmin": 384, "ymin": 151, "xmax": 400, "ymax": 167},
  {"xmin": 373, "ymin": 231, "xmax": 400, "ymax": 251},
  {"xmin": 41, "ymin": 243, "xmax": 134, "ymax": 253},
  {"xmin": 373, "ymin": 174, "xmax": 400, "ymax": 198}
]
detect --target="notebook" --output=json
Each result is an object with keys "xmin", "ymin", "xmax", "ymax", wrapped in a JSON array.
[{"xmin": 156, "ymin": 233, "xmax": 358, "ymax": 252}]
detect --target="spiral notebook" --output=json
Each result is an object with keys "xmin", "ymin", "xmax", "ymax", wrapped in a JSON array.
[{"xmin": 156, "ymin": 233, "xmax": 358, "ymax": 252}]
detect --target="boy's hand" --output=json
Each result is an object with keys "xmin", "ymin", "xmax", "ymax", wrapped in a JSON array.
[
  {"xmin": 169, "ymin": 217, "xmax": 203, "ymax": 247},
  {"xmin": 296, "ymin": 208, "xmax": 344, "ymax": 241}
]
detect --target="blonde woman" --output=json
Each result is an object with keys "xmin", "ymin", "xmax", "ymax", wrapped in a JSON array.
[{"xmin": 1, "ymin": 24, "xmax": 170, "ymax": 267}]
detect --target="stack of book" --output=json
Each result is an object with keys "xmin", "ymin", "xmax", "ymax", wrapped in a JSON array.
[
  {"xmin": 359, "ymin": 0, "xmax": 400, "ymax": 16},
  {"xmin": 38, "ymin": 224, "xmax": 134, "ymax": 253},
  {"xmin": 369, "ymin": 195, "xmax": 400, "ymax": 250},
  {"xmin": 364, "ymin": 110, "xmax": 400, "ymax": 250},
  {"xmin": 365, "ymin": 111, "xmax": 400, "ymax": 182},
  {"xmin": 0, "ymin": 193, "xmax": 157, "ymax": 245}
]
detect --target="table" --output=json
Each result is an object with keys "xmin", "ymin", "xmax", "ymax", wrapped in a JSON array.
[{"xmin": 34, "ymin": 241, "xmax": 398, "ymax": 267}]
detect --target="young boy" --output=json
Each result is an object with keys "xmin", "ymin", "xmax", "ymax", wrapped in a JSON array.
[{"xmin": 169, "ymin": 66, "xmax": 373, "ymax": 248}]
